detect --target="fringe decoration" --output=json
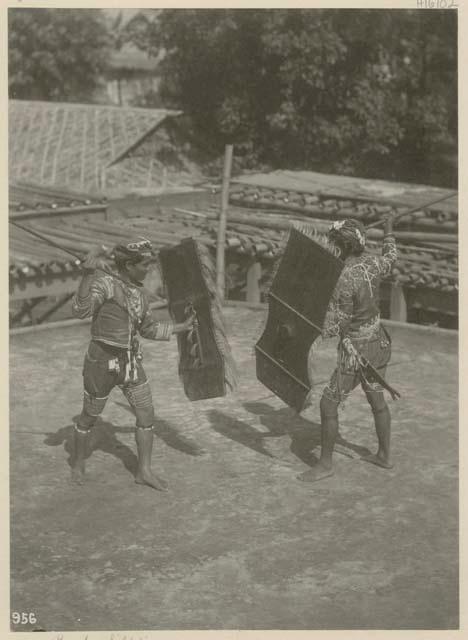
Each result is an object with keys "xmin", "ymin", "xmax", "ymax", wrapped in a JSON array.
[
  {"xmin": 191, "ymin": 241, "xmax": 238, "ymax": 393},
  {"xmin": 291, "ymin": 221, "xmax": 341, "ymax": 258},
  {"xmin": 267, "ymin": 221, "xmax": 340, "ymax": 289}
]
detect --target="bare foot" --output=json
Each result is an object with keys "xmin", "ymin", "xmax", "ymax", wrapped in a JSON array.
[
  {"xmin": 361, "ymin": 453, "xmax": 394, "ymax": 469},
  {"xmin": 135, "ymin": 471, "xmax": 168, "ymax": 491},
  {"xmin": 70, "ymin": 464, "xmax": 85, "ymax": 485},
  {"xmin": 297, "ymin": 463, "xmax": 334, "ymax": 483}
]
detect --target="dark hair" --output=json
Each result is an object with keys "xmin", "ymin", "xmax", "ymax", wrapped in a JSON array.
[
  {"xmin": 113, "ymin": 250, "xmax": 144, "ymax": 270},
  {"xmin": 112, "ymin": 239, "xmax": 155, "ymax": 269},
  {"xmin": 333, "ymin": 236, "xmax": 365, "ymax": 257},
  {"xmin": 328, "ymin": 219, "xmax": 366, "ymax": 257}
]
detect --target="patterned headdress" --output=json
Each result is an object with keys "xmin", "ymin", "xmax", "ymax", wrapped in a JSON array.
[
  {"xmin": 112, "ymin": 238, "xmax": 156, "ymax": 267},
  {"xmin": 327, "ymin": 219, "xmax": 366, "ymax": 254}
]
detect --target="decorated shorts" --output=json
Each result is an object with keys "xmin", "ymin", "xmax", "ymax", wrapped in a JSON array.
[
  {"xmin": 77, "ymin": 340, "xmax": 154, "ymax": 430},
  {"xmin": 323, "ymin": 325, "xmax": 392, "ymax": 403}
]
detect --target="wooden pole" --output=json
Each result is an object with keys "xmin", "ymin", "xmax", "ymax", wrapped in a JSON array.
[
  {"xmin": 365, "ymin": 191, "xmax": 457, "ymax": 229},
  {"xmin": 246, "ymin": 260, "xmax": 262, "ymax": 303},
  {"xmin": 216, "ymin": 144, "xmax": 233, "ymax": 301},
  {"xmin": 389, "ymin": 283, "xmax": 408, "ymax": 322}
]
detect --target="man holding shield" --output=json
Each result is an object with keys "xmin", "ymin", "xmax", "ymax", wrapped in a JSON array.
[
  {"xmin": 71, "ymin": 239, "xmax": 194, "ymax": 490},
  {"xmin": 299, "ymin": 213, "xmax": 398, "ymax": 483}
]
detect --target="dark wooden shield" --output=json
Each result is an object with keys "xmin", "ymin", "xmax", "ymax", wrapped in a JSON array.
[
  {"xmin": 256, "ymin": 226, "xmax": 343, "ymax": 412},
  {"xmin": 159, "ymin": 238, "xmax": 237, "ymax": 401}
]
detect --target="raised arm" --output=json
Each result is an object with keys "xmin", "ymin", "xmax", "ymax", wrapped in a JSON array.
[
  {"xmin": 71, "ymin": 246, "xmax": 113, "ymax": 319},
  {"xmin": 377, "ymin": 214, "xmax": 397, "ymax": 277}
]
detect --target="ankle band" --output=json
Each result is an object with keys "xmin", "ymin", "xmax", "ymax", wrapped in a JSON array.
[{"xmin": 74, "ymin": 424, "xmax": 91, "ymax": 434}]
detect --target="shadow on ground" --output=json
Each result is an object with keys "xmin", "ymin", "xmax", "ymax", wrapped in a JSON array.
[
  {"xmin": 10, "ymin": 310, "xmax": 459, "ymax": 630},
  {"xmin": 44, "ymin": 419, "xmax": 139, "ymax": 477},
  {"xmin": 206, "ymin": 401, "xmax": 371, "ymax": 466},
  {"xmin": 44, "ymin": 403, "xmax": 205, "ymax": 479},
  {"xmin": 114, "ymin": 400, "xmax": 206, "ymax": 456}
]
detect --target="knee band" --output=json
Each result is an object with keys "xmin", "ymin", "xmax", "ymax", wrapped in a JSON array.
[
  {"xmin": 122, "ymin": 381, "xmax": 154, "ymax": 428},
  {"xmin": 83, "ymin": 390, "xmax": 108, "ymax": 417},
  {"xmin": 135, "ymin": 406, "xmax": 155, "ymax": 429},
  {"xmin": 122, "ymin": 381, "xmax": 152, "ymax": 410},
  {"xmin": 136, "ymin": 424, "xmax": 154, "ymax": 431},
  {"xmin": 74, "ymin": 423, "xmax": 92, "ymax": 434}
]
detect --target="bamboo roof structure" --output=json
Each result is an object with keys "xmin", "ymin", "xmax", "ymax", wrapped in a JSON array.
[{"xmin": 9, "ymin": 100, "xmax": 182, "ymax": 193}]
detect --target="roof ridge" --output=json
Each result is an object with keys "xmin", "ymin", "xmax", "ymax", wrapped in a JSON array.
[{"xmin": 9, "ymin": 99, "xmax": 182, "ymax": 117}]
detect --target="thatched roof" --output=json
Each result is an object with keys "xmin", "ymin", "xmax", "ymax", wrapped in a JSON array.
[{"xmin": 9, "ymin": 100, "xmax": 182, "ymax": 193}]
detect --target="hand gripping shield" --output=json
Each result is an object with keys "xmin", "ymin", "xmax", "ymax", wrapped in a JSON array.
[
  {"xmin": 256, "ymin": 223, "xmax": 344, "ymax": 412},
  {"xmin": 159, "ymin": 238, "xmax": 237, "ymax": 401}
]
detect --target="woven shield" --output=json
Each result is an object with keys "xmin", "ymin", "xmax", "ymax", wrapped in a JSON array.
[
  {"xmin": 159, "ymin": 238, "xmax": 237, "ymax": 401},
  {"xmin": 256, "ymin": 224, "xmax": 343, "ymax": 412}
]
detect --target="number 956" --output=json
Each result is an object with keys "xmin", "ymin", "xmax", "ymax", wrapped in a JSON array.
[{"xmin": 12, "ymin": 611, "xmax": 37, "ymax": 625}]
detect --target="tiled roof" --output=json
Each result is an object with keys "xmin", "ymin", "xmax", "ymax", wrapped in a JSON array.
[
  {"xmin": 9, "ymin": 100, "xmax": 182, "ymax": 193},
  {"xmin": 9, "ymin": 181, "xmax": 107, "ymax": 213},
  {"xmin": 8, "ymin": 176, "xmax": 458, "ymax": 299},
  {"xmin": 9, "ymin": 202, "xmax": 458, "ymax": 295},
  {"xmin": 228, "ymin": 172, "xmax": 455, "ymax": 243},
  {"xmin": 231, "ymin": 170, "xmax": 457, "ymax": 217}
]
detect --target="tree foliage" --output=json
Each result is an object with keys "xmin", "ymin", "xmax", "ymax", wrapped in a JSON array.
[
  {"xmin": 9, "ymin": 8, "xmax": 110, "ymax": 102},
  {"xmin": 8, "ymin": 8, "xmax": 456, "ymax": 186},
  {"xmin": 134, "ymin": 9, "xmax": 457, "ymax": 186}
]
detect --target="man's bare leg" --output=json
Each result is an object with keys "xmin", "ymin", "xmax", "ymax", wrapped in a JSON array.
[
  {"xmin": 71, "ymin": 425, "xmax": 90, "ymax": 484},
  {"xmin": 134, "ymin": 426, "xmax": 168, "ymax": 491},
  {"xmin": 298, "ymin": 396, "xmax": 338, "ymax": 482},
  {"xmin": 362, "ymin": 392, "xmax": 394, "ymax": 469}
]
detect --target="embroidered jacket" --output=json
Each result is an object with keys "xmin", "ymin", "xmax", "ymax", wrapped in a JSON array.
[
  {"xmin": 322, "ymin": 234, "xmax": 397, "ymax": 341},
  {"xmin": 71, "ymin": 274, "xmax": 173, "ymax": 349}
]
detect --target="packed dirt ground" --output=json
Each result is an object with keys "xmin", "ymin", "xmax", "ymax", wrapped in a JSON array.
[{"xmin": 10, "ymin": 307, "xmax": 458, "ymax": 631}]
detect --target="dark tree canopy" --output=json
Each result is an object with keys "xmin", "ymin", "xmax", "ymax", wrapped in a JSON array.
[
  {"xmin": 8, "ymin": 8, "xmax": 457, "ymax": 187},
  {"xmin": 9, "ymin": 8, "xmax": 110, "ymax": 102},
  {"xmin": 135, "ymin": 9, "xmax": 457, "ymax": 186}
]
